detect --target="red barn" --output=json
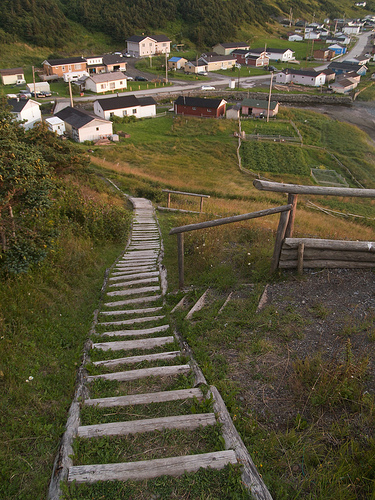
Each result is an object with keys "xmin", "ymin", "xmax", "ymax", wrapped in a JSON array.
[{"xmin": 174, "ymin": 96, "xmax": 227, "ymax": 118}]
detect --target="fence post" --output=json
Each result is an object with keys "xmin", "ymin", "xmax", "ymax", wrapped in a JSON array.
[
  {"xmin": 271, "ymin": 210, "xmax": 290, "ymax": 272},
  {"xmin": 167, "ymin": 192, "xmax": 171, "ymax": 208},
  {"xmin": 297, "ymin": 242, "xmax": 304, "ymax": 274},
  {"xmin": 285, "ymin": 193, "xmax": 298, "ymax": 238},
  {"xmin": 177, "ymin": 233, "xmax": 184, "ymax": 288},
  {"xmin": 200, "ymin": 196, "xmax": 204, "ymax": 212}
]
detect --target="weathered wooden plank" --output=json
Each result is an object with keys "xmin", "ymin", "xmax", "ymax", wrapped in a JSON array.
[
  {"xmin": 111, "ymin": 268, "xmax": 158, "ymax": 276},
  {"xmin": 109, "ymin": 277, "xmax": 159, "ymax": 288},
  {"xmin": 92, "ymin": 336, "xmax": 174, "ymax": 351},
  {"xmin": 169, "ymin": 205, "xmax": 292, "ymax": 235},
  {"xmin": 100, "ymin": 324, "xmax": 169, "ymax": 337},
  {"xmin": 109, "ymin": 272, "xmax": 160, "ymax": 281},
  {"xmin": 100, "ymin": 307, "xmax": 163, "ymax": 316},
  {"xmin": 297, "ymin": 242, "xmax": 304, "ymax": 275},
  {"xmin": 279, "ymin": 260, "xmax": 375, "ymax": 269},
  {"xmin": 162, "ymin": 189, "xmax": 210, "ymax": 199},
  {"xmin": 87, "ymin": 364, "xmax": 190, "ymax": 382},
  {"xmin": 84, "ymin": 387, "xmax": 203, "ymax": 408},
  {"xmin": 68, "ymin": 450, "xmax": 237, "ymax": 484},
  {"xmin": 280, "ymin": 248, "xmax": 375, "ymax": 262},
  {"xmin": 270, "ymin": 210, "xmax": 289, "ymax": 272},
  {"xmin": 253, "ymin": 179, "xmax": 375, "ymax": 198},
  {"xmin": 185, "ymin": 289, "xmax": 210, "ymax": 320},
  {"xmin": 99, "ymin": 315, "xmax": 165, "ymax": 327},
  {"xmin": 106, "ymin": 286, "xmax": 160, "ymax": 297},
  {"xmin": 104, "ymin": 295, "xmax": 162, "ymax": 307},
  {"xmin": 92, "ymin": 350, "xmax": 181, "ymax": 368},
  {"xmin": 209, "ymin": 386, "xmax": 273, "ymax": 500},
  {"xmin": 283, "ymin": 238, "xmax": 375, "ymax": 251},
  {"xmin": 77, "ymin": 413, "xmax": 216, "ymax": 438}
]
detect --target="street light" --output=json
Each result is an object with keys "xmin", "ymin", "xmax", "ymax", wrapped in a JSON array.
[{"xmin": 235, "ymin": 63, "xmax": 241, "ymax": 89}]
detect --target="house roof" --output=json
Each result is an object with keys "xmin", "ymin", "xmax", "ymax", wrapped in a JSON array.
[
  {"xmin": 55, "ymin": 106, "xmax": 106, "ymax": 128},
  {"xmin": 248, "ymin": 48, "xmax": 267, "ymax": 55},
  {"xmin": 126, "ymin": 34, "xmax": 171, "ymax": 43},
  {"xmin": 216, "ymin": 42, "xmax": 249, "ymax": 48},
  {"xmin": 7, "ymin": 98, "xmax": 39, "ymax": 112},
  {"xmin": 241, "ymin": 98, "xmax": 278, "ymax": 110},
  {"xmin": 174, "ymin": 96, "xmax": 226, "ymax": 109},
  {"xmin": 331, "ymin": 78, "xmax": 357, "ymax": 88},
  {"xmin": 44, "ymin": 57, "xmax": 86, "ymax": 66},
  {"xmin": 282, "ymin": 68, "xmax": 324, "ymax": 77},
  {"xmin": 267, "ymin": 48, "xmax": 294, "ymax": 54},
  {"xmin": 0, "ymin": 67, "xmax": 24, "ymax": 76},
  {"xmin": 45, "ymin": 116, "xmax": 65, "ymax": 126},
  {"xmin": 232, "ymin": 49, "xmax": 250, "ymax": 55},
  {"xmin": 169, "ymin": 56, "xmax": 185, "ymax": 62},
  {"xmin": 96, "ymin": 95, "xmax": 156, "ymax": 111},
  {"xmin": 186, "ymin": 58, "xmax": 207, "ymax": 67},
  {"xmin": 202, "ymin": 54, "xmax": 236, "ymax": 62},
  {"xmin": 328, "ymin": 61, "xmax": 364, "ymax": 71},
  {"xmin": 88, "ymin": 72, "xmax": 126, "ymax": 83},
  {"xmin": 102, "ymin": 54, "xmax": 126, "ymax": 65}
]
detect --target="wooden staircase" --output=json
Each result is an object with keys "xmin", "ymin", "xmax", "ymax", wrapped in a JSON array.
[{"xmin": 48, "ymin": 197, "xmax": 272, "ymax": 499}]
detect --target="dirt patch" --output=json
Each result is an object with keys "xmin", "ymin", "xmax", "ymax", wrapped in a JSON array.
[{"xmin": 228, "ymin": 269, "xmax": 375, "ymax": 431}]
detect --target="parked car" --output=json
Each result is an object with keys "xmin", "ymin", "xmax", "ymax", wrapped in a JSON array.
[
  {"xmin": 197, "ymin": 71, "xmax": 208, "ymax": 76},
  {"xmin": 201, "ymin": 85, "xmax": 215, "ymax": 90},
  {"xmin": 39, "ymin": 91, "xmax": 52, "ymax": 97},
  {"xmin": 264, "ymin": 65, "xmax": 278, "ymax": 72},
  {"xmin": 126, "ymin": 76, "xmax": 134, "ymax": 80},
  {"xmin": 31, "ymin": 91, "xmax": 43, "ymax": 98},
  {"xmin": 19, "ymin": 90, "xmax": 31, "ymax": 99},
  {"xmin": 134, "ymin": 76, "xmax": 148, "ymax": 81}
]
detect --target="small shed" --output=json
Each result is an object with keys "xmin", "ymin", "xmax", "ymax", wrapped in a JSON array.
[
  {"xmin": 0, "ymin": 67, "xmax": 25, "ymax": 85},
  {"xmin": 241, "ymin": 98, "xmax": 279, "ymax": 117},
  {"xmin": 168, "ymin": 57, "xmax": 187, "ymax": 70},
  {"xmin": 27, "ymin": 82, "xmax": 51, "ymax": 93},
  {"xmin": 45, "ymin": 116, "xmax": 65, "ymax": 135},
  {"xmin": 226, "ymin": 104, "xmax": 241, "ymax": 120},
  {"xmin": 174, "ymin": 96, "xmax": 227, "ymax": 118}
]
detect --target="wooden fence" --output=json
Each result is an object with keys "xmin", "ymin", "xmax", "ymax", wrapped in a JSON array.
[
  {"xmin": 253, "ymin": 179, "xmax": 375, "ymax": 272},
  {"xmin": 169, "ymin": 205, "xmax": 292, "ymax": 288},
  {"xmin": 162, "ymin": 189, "xmax": 210, "ymax": 213}
]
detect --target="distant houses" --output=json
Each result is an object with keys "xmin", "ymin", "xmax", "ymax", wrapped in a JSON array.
[
  {"xmin": 0, "ymin": 67, "xmax": 25, "ymax": 85},
  {"xmin": 276, "ymin": 68, "xmax": 326, "ymax": 86},
  {"xmin": 54, "ymin": 107, "xmax": 113, "ymax": 143},
  {"xmin": 126, "ymin": 35, "xmax": 171, "ymax": 57},
  {"xmin": 174, "ymin": 96, "xmax": 227, "ymax": 118},
  {"xmin": 212, "ymin": 42, "xmax": 250, "ymax": 55},
  {"xmin": 94, "ymin": 95, "xmax": 157, "ymax": 120},
  {"xmin": 7, "ymin": 98, "xmax": 41, "ymax": 130}
]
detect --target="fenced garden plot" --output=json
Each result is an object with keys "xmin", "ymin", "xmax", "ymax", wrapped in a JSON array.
[{"xmin": 311, "ymin": 168, "xmax": 349, "ymax": 187}]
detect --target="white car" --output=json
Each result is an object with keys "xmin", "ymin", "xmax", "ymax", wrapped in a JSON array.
[
  {"xmin": 126, "ymin": 76, "xmax": 134, "ymax": 80},
  {"xmin": 201, "ymin": 85, "xmax": 215, "ymax": 90}
]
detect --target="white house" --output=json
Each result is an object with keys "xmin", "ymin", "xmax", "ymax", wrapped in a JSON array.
[
  {"xmin": 304, "ymin": 31, "xmax": 321, "ymax": 40},
  {"xmin": 266, "ymin": 48, "xmax": 295, "ymax": 62},
  {"xmin": 0, "ymin": 67, "xmax": 25, "ymax": 85},
  {"xmin": 126, "ymin": 35, "xmax": 171, "ymax": 57},
  {"xmin": 288, "ymin": 34, "xmax": 304, "ymax": 42},
  {"xmin": 342, "ymin": 24, "xmax": 362, "ymax": 35},
  {"xmin": 276, "ymin": 68, "xmax": 326, "ymax": 86},
  {"xmin": 94, "ymin": 95, "xmax": 157, "ymax": 120},
  {"xmin": 82, "ymin": 72, "xmax": 127, "ymax": 93},
  {"xmin": 45, "ymin": 116, "xmax": 65, "ymax": 136},
  {"xmin": 7, "ymin": 98, "xmax": 41, "ymax": 130},
  {"xmin": 54, "ymin": 106, "xmax": 113, "ymax": 143}
]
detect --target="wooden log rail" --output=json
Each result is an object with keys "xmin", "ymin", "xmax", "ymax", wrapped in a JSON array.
[
  {"xmin": 162, "ymin": 189, "xmax": 210, "ymax": 213},
  {"xmin": 253, "ymin": 179, "xmax": 375, "ymax": 272},
  {"xmin": 169, "ymin": 205, "xmax": 292, "ymax": 288}
]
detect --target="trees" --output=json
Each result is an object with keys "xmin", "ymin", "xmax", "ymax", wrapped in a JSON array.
[{"xmin": 0, "ymin": 106, "xmax": 55, "ymax": 274}]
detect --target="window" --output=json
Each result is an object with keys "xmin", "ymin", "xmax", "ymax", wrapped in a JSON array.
[
  {"xmin": 110, "ymin": 112, "xmax": 114, "ymax": 117},
  {"xmin": 75, "ymin": 64, "xmax": 81, "ymax": 70},
  {"xmin": 120, "ymin": 81, "xmax": 123, "ymax": 85},
  {"xmin": 192, "ymin": 107, "xmax": 196, "ymax": 110},
  {"xmin": 123, "ymin": 110, "xmax": 127, "ymax": 116},
  {"xmin": 96, "ymin": 127, "xmax": 99, "ymax": 131},
  {"xmin": 142, "ymin": 43, "xmax": 145, "ymax": 47},
  {"xmin": 109, "ymin": 82, "xmax": 115, "ymax": 89},
  {"xmin": 62, "ymin": 66, "xmax": 65, "ymax": 71},
  {"xmin": 132, "ymin": 109, "xmax": 137, "ymax": 114},
  {"xmin": 101, "ymin": 84, "xmax": 106, "ymax": 89}
]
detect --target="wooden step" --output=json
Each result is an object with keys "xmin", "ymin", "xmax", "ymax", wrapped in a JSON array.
[
  {"xmin": 111, "ymin": 268, "xmax": 158, "ymax": 276},
  {"xmin": 68, "ymin": 450, "xmax": 237, "ymax": 484},
  {"xmin": 108, "ymin": 277, "xmax": 160, "ymax": 288},
  {"xmin": 87, "ymin": 364, "xmax": 190, "ymax": 383},
  {"xmin": 92, "ymin": 336, "xmax": 174, "ymax": 351},
  {"xmin": 100, "ymin": 307, "xmax": 163, "ymax": 316},
  {"xmin": 103, "ymin": 295, "xmax": 162, "ymax": 308},
  {"xmin": 98, "ymin": 315, "xmax": 165, "ymax": 327},
  {"xmin": 77, "ymin": 412, "xmax": 216, "ymax": 438},
  {"xmin": 84, "ymin": 387, "xmax": 203, "ymax": 408},
  {"xmin": 109, "ymin": 271, "xmax": 160, "ymax": 281},
  {"xmin": 100, "ymin": 324, "xmax": 170, "ymax": 337},
  {"xmin": 106, "ymin": 286, "xmax": 160, "ymax": 297},
  {"xmin": 92, "ymin": 350, "xmax": 181, "ymax": 368}
]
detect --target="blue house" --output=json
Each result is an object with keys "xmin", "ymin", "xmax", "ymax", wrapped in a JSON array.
[
  {"xmin": 328, "ymin": 44, "xmax": 347, "ymax": 56},
  {"xmin": 328, "ymin": 61, "xmax": 367, "ymax": 76}
]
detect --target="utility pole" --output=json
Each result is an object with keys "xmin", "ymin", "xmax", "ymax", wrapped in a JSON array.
[
  {"xmin": 267, "ymin": 72, "xmax": 273, "ymax": 123},
  {"xmin": 289, "ymin": 8, "xmax": 293, "ymax": 27},
  {"xmin": 165, "ymin": 52, "xmax": 168, "ymax": 84},
  {"xmin": 68, "ymin": 78, "xmax": 73, "ymax": 107},
  {"xmin": 32, "ymin": 66, "xmax": 36, "ymax": 97}
]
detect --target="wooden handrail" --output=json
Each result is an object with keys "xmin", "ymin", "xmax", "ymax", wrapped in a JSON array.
[
  {"xmin": 170, "ymin": 204, "xmax": 292, "ymax": 287},
  {"xmin": 169, "ymin": 205, "xmax": 292, "ymax": 235},
  {"xmin": 162, "ymin": 189, "xmax": 210, "ymax": 198},
  {"xmin": 253, "ymin": 179, "xmax": 375, "ymax": 198}
]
